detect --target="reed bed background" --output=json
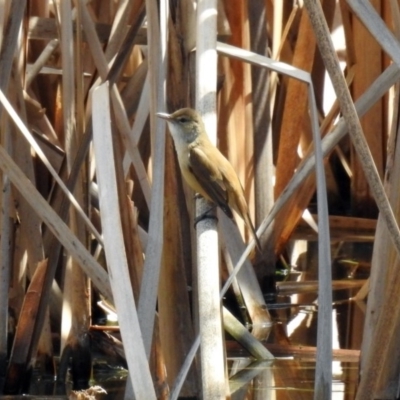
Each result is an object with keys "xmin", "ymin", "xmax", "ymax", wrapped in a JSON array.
[{"xmin": 0, "ymin": 0, "xmax": 400, "ymax": 399}]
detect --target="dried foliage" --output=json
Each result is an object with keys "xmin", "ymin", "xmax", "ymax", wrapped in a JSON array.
[{"xmin": 0, "ymin": 1, "xmax": 399, "ymax": 399}]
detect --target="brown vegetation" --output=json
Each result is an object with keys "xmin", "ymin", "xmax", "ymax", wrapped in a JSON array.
[{"xmin": 0, "ymin": 1, "xmax": 399, "ymax": 399}]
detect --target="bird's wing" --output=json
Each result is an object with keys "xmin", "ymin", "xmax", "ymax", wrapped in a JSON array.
[
  {"xmin": 189, "ymin": 146, "xmax": 233, "ymax": 218},
  {"xmin": 190, "ymin": 144, "xmax": 262, "ymax": 251}
]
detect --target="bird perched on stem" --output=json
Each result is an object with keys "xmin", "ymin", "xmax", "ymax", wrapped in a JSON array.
[{"xmin": 157, "ymin": 108, "xmax": 261, "ymax": 251}]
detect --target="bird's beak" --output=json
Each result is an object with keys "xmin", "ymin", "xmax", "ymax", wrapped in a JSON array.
[{"xmin": 156, "ymin": 112, "xmax": 172, "ymax": 120}]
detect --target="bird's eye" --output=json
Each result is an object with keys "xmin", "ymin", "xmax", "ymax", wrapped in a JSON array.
[{"xmin": 177, "ymin": 116, "xmax": 189, "ymax": 123}]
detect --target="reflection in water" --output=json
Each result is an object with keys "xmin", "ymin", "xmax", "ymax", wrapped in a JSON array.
[{"xmin": 21, "ymin": 242, "xmax": 366, "ymax": 399}]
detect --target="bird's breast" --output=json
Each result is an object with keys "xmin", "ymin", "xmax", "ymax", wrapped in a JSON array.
[{"xmin": 174, "ymin": 147, "xmax": 210, "ymax": 200}]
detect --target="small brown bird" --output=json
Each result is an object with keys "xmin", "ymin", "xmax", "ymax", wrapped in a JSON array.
[{"xmin": 157, "ymin": 108, "xmax": 261, "ymax": 251}]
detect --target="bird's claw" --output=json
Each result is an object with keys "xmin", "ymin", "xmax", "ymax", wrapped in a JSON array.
[{"xmin": 194, "ymin": 212, "xmax": 218, "ymax": 228}]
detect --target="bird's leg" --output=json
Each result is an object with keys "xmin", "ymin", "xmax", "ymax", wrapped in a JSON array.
[{"xmin": 194, "ymin": 204, "xmax": 218, "ymax": 228}]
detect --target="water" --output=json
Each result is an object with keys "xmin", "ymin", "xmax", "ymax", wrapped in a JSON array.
[{"xmin": 2, "ymin": 241, "xmax": 366, "ymax": 398}]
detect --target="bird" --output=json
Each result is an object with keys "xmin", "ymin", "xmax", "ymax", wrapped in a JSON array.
[{"xmin": 156, "ymin": 107, "xmax": 261, "ymax": 251}]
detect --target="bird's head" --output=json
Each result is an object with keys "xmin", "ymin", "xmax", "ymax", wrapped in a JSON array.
[{"xmin": 157, "ymin": 108, "xmax": 204, "ymax": 144}]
